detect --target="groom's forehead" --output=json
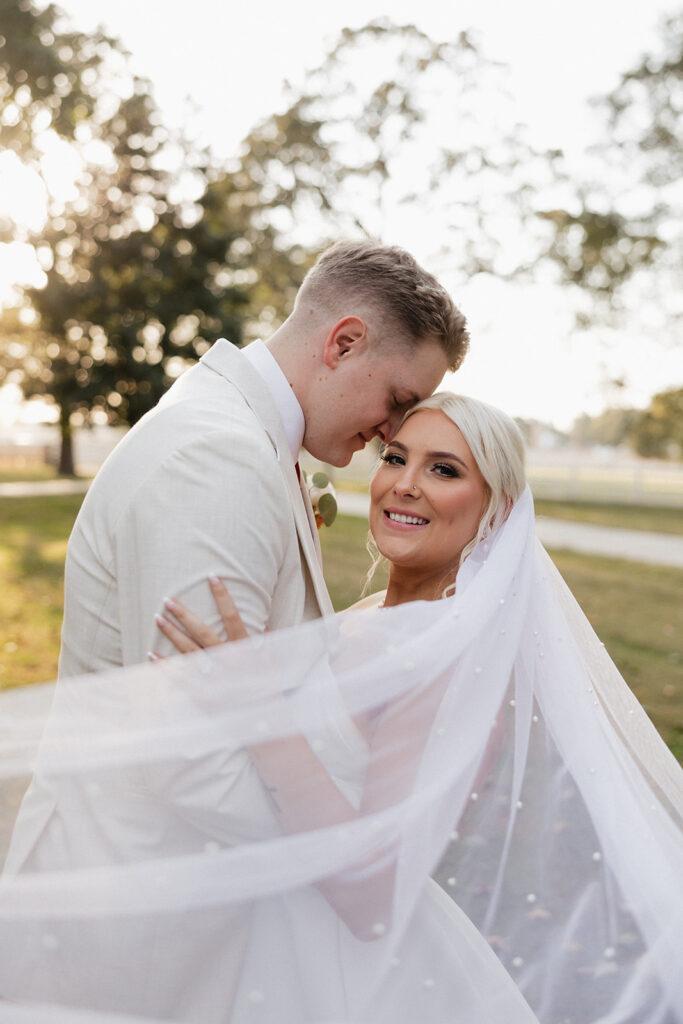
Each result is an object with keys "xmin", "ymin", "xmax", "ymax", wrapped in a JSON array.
[{"xmin": 381, "ymin": 343, "xmax": 447, "ymax": 389}]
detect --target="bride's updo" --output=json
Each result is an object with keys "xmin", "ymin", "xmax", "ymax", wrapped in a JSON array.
[{"xmin": 401, "ymin": 392, "xmax": 527, "ymax": 566}]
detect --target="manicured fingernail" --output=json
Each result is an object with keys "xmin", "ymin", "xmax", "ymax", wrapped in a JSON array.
[
  {"xmin": 155, "ymin": 613, "xmax": 167, "ymax": 626},
  {"xmin": 163, "ymin": 597, "xmax": 178, "ymax": 611},
  {"xmin": 208, "ymin": 574, "xmax": 221, "ymax": 587},
  {"xmin": 148, "ymin": 651, "xmax": 160, "ymax": 662}
]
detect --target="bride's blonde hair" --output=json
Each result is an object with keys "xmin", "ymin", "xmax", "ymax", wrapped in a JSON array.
[{"xmin": 364, "ymin": 393, "xmax": 527, "ymax": 593}]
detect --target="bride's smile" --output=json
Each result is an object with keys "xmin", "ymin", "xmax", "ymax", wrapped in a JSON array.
[{"xmin": 382, "ymin": 509, "xmax": 430, "ymax": 527}]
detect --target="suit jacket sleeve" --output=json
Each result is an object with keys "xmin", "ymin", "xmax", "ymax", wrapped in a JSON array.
[{"xmin": 115, "ymin": 422, "xmax": 295, "ymax": 665}]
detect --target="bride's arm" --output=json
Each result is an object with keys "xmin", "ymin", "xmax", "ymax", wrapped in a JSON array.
[{"xmin": 155, "ymin": 582, "xmax": 448, "ymax": 939}]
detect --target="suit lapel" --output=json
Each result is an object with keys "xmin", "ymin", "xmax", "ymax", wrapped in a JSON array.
[
  {"xmin": 201, "ymin": 342, "xmax": 334, "ymax": 618},
  {"xmin": 284, "ymin": 463, "xmax": 334, "ymax": 616}
]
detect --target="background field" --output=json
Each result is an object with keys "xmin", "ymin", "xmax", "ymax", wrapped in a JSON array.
[{"xmin": 0, "ymin": 495, "xmax": 681, "ymax": 760}]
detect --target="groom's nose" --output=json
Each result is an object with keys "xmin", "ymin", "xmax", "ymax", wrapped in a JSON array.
[{"xmin": 376, "ymin": 410, "xmax": 404, "ymax": 443}]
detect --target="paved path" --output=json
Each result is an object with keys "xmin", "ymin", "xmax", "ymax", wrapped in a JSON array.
[
  {"xmin": 0, "ymin": 479, "xmax": 89, "ymax": 497},
  {"xmin": 532, "ymin": 517, "xmax": 683, "ymax": 568},
  {"xmin": 336, "ymin": 492, "xmax": 683, "ymax": 569},
  {"xmin": 1, "ymin": 480, "xmax": 682, "ymax": 569}
]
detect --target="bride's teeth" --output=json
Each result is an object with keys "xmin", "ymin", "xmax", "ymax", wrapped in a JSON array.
[{"xmin": 388, "ymin": 512, "xmax": 427, "ymax": 525}]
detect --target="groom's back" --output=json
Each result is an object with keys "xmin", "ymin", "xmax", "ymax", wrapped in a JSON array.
[
  {"xmin": 58, "ymin": 353, "xmax": 308, "ymax": 676},
  {"xmin": 58, "ymin": 361, "xmax": 238, "ymax": 674}
]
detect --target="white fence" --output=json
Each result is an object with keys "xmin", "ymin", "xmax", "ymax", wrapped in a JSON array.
[{"xmin": 526, "ymin": 458, "xmax": 683, "ymax": 507}]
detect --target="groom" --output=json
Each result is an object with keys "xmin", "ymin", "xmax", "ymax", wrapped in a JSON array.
[{"xmin": 58, "ymin": 240, "xmax": 468, "ymax": 675}]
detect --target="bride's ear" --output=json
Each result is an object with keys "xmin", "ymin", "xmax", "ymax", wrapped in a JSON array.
[
  {"xmin": 501, "ymin": 495, "xmax": 514, "ymax": 522},
  {"xmin": 322, "ymin": 317, "xmax": 368, "ymax": 369},
  {"xmin": 489, "ymin": 496, "xmax": 514, "ymax": 534},
  {"xmin": 483, "ymin": 495, "xmax": 513, "ymax": 538}
]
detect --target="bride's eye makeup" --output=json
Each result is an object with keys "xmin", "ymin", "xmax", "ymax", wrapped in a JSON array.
[
  {"xmin": 432, "ymin": 462, "xmax": 460, "ymax": 478},
  {"xmin": 380, "ymin": 451, "xmax": 405, "ymax": 466}
]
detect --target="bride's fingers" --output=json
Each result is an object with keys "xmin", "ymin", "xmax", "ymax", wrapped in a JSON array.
[
  {"xmin": 208, "ymin": 575, "xmax": 248, "ymax": 641},
  {"xmin": 155, "ymin": 612, "xmax": 201, "ymax": 653},
  {"xmin": 161, "ymin": 597, "xmax": 223, "ymax": 649}
]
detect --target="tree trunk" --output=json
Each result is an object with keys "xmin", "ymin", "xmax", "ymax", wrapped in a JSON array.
[{"xmin": 58, "ymin": 408, "xmax": 76, "ymax": 477}]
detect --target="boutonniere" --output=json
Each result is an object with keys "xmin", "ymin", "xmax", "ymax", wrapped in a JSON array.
[{"xmin": 303, "ymin": 471, "xmax": 338, "ymax": 529}]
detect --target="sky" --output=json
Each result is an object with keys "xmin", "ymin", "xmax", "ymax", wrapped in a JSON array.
[{"xmin": 2, "ymin": 0, "xmax": 682, "ymax": 430}]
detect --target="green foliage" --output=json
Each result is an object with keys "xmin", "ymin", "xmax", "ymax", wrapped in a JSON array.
[
  {"xmin": 317, "ymin": 492, "xmax": 337, "ymax": 527},
  {"xmin": 569, "ymin": 389, "xmax": 683, "ymax": 461},
  {"xmin": 192, "ymin": 172, "xmax": 315, "ymax": 337},
  {"xmin": 232, "ymin": 20, "xmax": 558, "ymax": 281},
  {"xmin": 570, "ymin": 406, "xmax": 640, "ymax": 448},
  {"xmin": 538, "ymin": 207, "xmax": 661, "ymax": 296},
  {"xmin": 630, "ymin": 388, "xmax": 683, "ymax": 459},
  {"xmin": 0, "ymin": 3, "xmax": 272, "ymax": 472},
  {"xmin": 539, "ymin": 13, "xmax": 682, "ymax": 327},
  {"xmin": 0, "ymin": 0, "xmax": 114, "ymax": 173}
]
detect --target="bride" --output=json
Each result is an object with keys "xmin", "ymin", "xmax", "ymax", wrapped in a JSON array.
[{"xmin": 0, "ymin": 393, "xmax": 681, "ymax": 1024}]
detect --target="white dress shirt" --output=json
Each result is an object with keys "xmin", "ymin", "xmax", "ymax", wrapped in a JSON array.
[{"xmin": 242, "ymin": 340, "xmax": 304, "ymax": 462}]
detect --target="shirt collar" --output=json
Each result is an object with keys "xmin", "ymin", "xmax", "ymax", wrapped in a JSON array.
[{"xmin": 241, "ymin": 340, "xmax": 304, "ymax": 462}]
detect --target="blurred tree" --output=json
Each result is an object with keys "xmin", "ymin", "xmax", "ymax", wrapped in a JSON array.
[
  {"xmin": 0, "ymin": 0, "xmax": 114, "ymax": 167},
  {"xmin": 630, "ymin": 388, "xmax": 683, "ymax": 460},
  {"xmin": 538, "ymin": 13, "xmax": 682, "ymax": 332},
  {"xmin": 0, "ymin": 3, "xmax": 257, "ymax": 474},
  {"xmin": 2, "ymin": 199, "xmax": 250, "ymax": 474},
  {"xmin": 570, "ymin": 407, "xmax": 640, "ymax": 449},
  {"xmin": 195, "ymin": 172, "xmax": 315, "ymax": 342},
  {"xmin": 227, "ymin": 20, "xmax": 558, "ymax": 287}
]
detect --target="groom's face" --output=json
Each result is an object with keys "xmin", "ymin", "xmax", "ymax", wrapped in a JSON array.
[{"xmin": 303, "ymin": 337, "xmax": 448, "ymax": 467}]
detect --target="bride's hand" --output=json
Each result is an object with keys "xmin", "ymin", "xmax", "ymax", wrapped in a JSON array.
[{"xmin": 151, "ymin": 576, "xmax": 248, "ymax": 658}]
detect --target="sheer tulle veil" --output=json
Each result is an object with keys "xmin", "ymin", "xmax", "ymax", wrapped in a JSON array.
[{"xmin": 0, "ymin": 487, "xmax": 681, "ymax": 1023}]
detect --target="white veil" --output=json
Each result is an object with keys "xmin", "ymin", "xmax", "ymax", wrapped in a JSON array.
[{"xmin": 0, "ymin": 487, "xmax": 681, "ymax": 1024}]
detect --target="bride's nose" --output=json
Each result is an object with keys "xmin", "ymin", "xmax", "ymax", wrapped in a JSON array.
[{"xmin": 394, "ymin": 469, "xmax": 420, "ymax": 497}]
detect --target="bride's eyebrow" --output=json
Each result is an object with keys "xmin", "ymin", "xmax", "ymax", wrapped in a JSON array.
[{"xmin": 427, "ymin": 449, "xmax": 469, "ymax": 469}]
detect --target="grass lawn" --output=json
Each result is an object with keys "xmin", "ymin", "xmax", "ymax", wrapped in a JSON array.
[
  {"xmin": 1, "ymin": 498, "xmax": 680, "ymax": 759},
  {"xmin": 533, "ymin": 498, "xmax": 683, "ymax": 535},
  {"xmin": 0, "ymin": 494, "xmax": 85, "ymax": 688},
  {"xmin": 0, "ymin": 463, "xmax": 59, "ymax": 484},
  {"xmin": 549, "ymin": 549, "xmax": 683, "ymax": 759}
]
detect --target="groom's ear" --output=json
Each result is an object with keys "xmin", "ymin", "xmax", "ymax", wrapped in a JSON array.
[{"xmin": 321, "ymin": 317, "xmax": 368, "ymax": 369}]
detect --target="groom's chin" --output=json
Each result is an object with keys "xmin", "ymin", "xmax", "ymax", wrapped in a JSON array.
[
  {"xmin": 324, "ymin": 451, "xmax": 353, "ymax": 469},
  {"xmin": 308, "ymin": 438, "xmax": 361, "ymax": 468}
]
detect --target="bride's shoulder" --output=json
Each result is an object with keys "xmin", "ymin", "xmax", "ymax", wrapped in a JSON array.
[{"xmin": 344, "ymin": 590, "xmax": 386, "ymax": 613}]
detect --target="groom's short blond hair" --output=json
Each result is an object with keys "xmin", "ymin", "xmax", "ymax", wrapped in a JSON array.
[{"xmin": 296, "ymin": 240, "xmax": 469, "ymax": 372}]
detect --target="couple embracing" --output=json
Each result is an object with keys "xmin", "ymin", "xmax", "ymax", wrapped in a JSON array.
[
  {"xmin": 1, "ymin": 241, "xmax": 681, "ymax": 1024},
  {"xmin": 59, "ymin": 240, "xmax": 465, "ymax": 670}
]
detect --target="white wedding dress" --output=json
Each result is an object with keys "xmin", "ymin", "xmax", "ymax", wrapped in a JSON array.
[{"xmin": 0, "ymin": 488, "xmax": 681, "ymax": 1023}]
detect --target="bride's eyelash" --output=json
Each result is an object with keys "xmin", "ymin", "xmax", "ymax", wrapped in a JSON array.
[
  {"xmin": 433, "ymin": 463, "xmax": 460, "ymax": 478},
  {"xmin": 380, "ymin": 452, "xmax": 405, "ymax": 466}
]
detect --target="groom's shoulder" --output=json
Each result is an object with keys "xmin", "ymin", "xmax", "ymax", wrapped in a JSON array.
[
  {"xmin": 81, "ymin": 356, "xmax": 277, "ymax": 510},
  {"xmin": 130, "ymin": 346, "xmax": 270, "ymax": 443}
]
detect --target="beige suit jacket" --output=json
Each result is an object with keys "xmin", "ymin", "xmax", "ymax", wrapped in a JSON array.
[{"xmin": 58, "ymin": 340, "xmax": 333, "ymax": 676}]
